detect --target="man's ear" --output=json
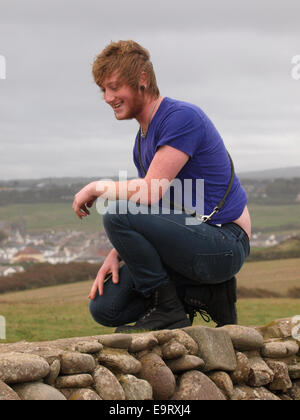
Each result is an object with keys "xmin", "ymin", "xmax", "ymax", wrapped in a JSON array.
[{"xmin": 139, "ymin": 71, "xmax": 148, "ymax": 90}]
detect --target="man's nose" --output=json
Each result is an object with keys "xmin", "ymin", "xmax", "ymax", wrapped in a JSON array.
[{"xmin": 104, "ymin": 89, "xmax": 115, "ymax": 104}]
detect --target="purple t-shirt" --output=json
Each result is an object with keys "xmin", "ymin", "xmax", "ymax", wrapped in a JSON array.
[{"xmin": 133, "ymin": 97, "xmax": 247, "ymax": 225}]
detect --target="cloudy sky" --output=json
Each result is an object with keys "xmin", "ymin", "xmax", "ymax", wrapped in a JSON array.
[{"xmin": 0, "ymin": 0, "xmax": 299, "ymax": 180}]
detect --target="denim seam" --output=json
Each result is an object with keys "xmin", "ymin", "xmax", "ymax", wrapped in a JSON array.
[{"xmin": 151, "ymin": 214, "xmax": 209, "ymax": 239}]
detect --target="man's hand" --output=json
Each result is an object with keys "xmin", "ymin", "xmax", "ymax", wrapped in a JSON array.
[
  {"xmin": 88, "ymin": 249, "xmax": 120, "ymax": 299},
  {"xmin": 72, "ymin": 182, "xmax": 98, "ymax": 219}
]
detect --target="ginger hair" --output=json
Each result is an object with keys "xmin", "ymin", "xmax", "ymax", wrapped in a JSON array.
[{"xmin": 92, "ymin": 40, "xmax": 160, "ymax": 97}]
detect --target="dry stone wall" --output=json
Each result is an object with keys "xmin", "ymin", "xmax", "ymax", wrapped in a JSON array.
[{"xmin": 0, "ymin": 317, "xmax": 300, "ymax": 400}]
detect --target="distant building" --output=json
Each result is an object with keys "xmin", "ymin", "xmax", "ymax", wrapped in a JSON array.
[
  {"xmin": 14, "ymin": 230, "xmax": 25, "ymax": 244},
  {"xmin": 72, "ymin": 245, "xmax": 107, "ymax": 264},
  {"xmin": 0, "ymin": 221, "xmax": 11, "ymax": 237},
  {"xmin": 0, "ymin": 265, "xmax": 25, "ymax": 277},
  {"xmin": 10, "ymin": 246, "xmax": 45, "ymax": 264}
]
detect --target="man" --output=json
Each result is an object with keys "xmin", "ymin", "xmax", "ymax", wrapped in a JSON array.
[{"xmin": 72, "ymin": 40, "xmax": 251, "ymax": 332}]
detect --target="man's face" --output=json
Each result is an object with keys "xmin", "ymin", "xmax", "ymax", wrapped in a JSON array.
[{"xmin": 101, "ymin": 73, "xmax": 143, "ymax": 120}]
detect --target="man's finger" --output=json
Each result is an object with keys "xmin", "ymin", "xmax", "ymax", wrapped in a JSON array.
[
  {"xmin": 87, "ymin": 198, "xmax": 96, "ymax": 208},
  {"xmin": 112, "ymin": 266, "xmax": 119, "ymax": 284},
  {"xmin": 80, "ymin": 205, "xmax": 90, "ymax": 215},
  {"xmin": 98, "ymin": 272, "xmax": 106, "ymax": 296},
  {"xmin": 89, "ymin": 279, "xmax": 99, "ymax": 300}
]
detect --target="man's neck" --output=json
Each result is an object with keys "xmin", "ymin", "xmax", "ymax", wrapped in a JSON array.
[{"xmin": 137, "ymin": 95, "xmax": 163, "ymax": 133}]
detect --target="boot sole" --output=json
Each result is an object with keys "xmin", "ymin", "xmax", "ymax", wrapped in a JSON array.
[
  {"xmin": 115, "ymin": 318, "xmax": 191, "ymax": 333},
  {"xmin": 166, "ymin": 318, "xmax": 192, "ymax": 329}
]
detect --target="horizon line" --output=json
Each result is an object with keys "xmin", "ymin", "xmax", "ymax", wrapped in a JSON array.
[{"xmin": 1, "ymin": 164, "xmax": 300, "ymax": 182}]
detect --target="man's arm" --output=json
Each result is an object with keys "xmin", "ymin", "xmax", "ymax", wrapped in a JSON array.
[
  {"xmin": 114, "ymin": 144, "xmax": 189, "ymax": 203},
  {"xmin": 72, "ymin": 145, "xmax": 189, "ymax": 218}
]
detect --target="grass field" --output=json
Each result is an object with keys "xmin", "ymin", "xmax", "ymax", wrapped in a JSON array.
[
  {"xmin": 0, "ymin": 201, "xmax": 299, "ymax": 343},
  {"xmin": 237, "ymin": 257, "xmax": 300, "ymax": 295},
  {"xmin": 0, "ymin": 202, "xmax": 299, "ymax": 234},
  {"xmin": 248, "ymin": 203, "xmax": 300, "ymax": 233},
  {"xmin": 0, "ymin": 258, "xmax": 299, "ymax": 343},
  {"xmin": 0, "ymin": 202, "xmax": 102, "ymax": 233}
]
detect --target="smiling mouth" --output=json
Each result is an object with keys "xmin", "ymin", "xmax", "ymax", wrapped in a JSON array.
[{"xmin": 113, "ymin": 103, "xmax": 122, "ymax": 110}]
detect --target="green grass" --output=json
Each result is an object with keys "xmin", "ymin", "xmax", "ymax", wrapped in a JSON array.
[
  {"xmin": 248, "ymin": 203, "xmax": 300, "ymax": 233},
  {"xmin": 1, "ymin": 292, "xmax": 298, "ymax": 343},
  {"xmin": 236, "ymin": 298, "xmax": 300, "ymax": 327},
  {"xmin": 0, "ymin": 202, "xmax": 299, "ymax": 342},
  {"xmin": 0, "ymin": 202, "xmax": 299, "ymax": 234},
  {"xmin": 0, "ymin": 281, "xmax": 115, "ymax": 342},
  {"xmin": 0, "ymin": 257, "xmax": 299, "ymax": 343},
  {"xmin": 0, "ymin": 202, "xmax": 102, "ymax": 233}
]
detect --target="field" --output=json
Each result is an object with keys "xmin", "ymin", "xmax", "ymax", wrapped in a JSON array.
[
  {"xmin": 248, "ymin": 204, "xmax": 300, "ymax": 233},
  {"xmin": 0, "ymin": 202, "xmax": 300, "ymax": 234},
  {"xmin": 0, "ymin": 201, "xmax": 299, "ymax": 342},
  {"xmin": 237, "ymin": 258, "xmax": 300, "ymax": 295},
  {"xmin": 0, "ymin": 202, "xmax": 102, "ymax": 233},
  {"xmin": 0, "ymin": 258, "xmax": 299, "ymax": 343}
]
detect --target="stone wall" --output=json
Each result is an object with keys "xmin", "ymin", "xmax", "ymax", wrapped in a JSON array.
[{"xmin": 0, "ymin": 317, "xmax": 300, "ymax": 400}]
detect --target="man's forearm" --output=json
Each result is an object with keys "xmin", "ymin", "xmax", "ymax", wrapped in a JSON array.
[
  {"xmin": 94, "ymin": 179, "xmax": 152, "ymax": 204},
  {"xmin": 93, "ymin": 178, "xmax": 169, "ymax": 205}
]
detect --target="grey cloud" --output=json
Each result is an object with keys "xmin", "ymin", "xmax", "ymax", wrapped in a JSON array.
[
  {"xmin": 1, "ymin": 0, "xmax": 299, "ymax": 34},
  {"xmin": 0, "ymin": 0, "xmax": 299, "ymax": 179}
]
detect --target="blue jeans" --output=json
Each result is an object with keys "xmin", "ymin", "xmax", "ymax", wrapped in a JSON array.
[{"xmin": 89, "ymin": 200, "xmax": 250, "ymax": 327}]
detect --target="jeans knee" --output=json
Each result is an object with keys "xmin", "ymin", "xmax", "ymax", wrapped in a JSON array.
[
  {"xmin": 102, "ymin": 211, "xmax": 117, "ymax": 231},
  {"xmin": 89, "ymin": 296, "xmax": 120, "ymax": 327},
  {"xmin": 102, "ymin": 200, "xmax": 130, "ymax": 230}
]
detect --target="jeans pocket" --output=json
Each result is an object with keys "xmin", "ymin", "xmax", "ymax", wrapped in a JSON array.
[{"xmin": 192, "ymin": 250, "xmax": 234, "ymax": 283}]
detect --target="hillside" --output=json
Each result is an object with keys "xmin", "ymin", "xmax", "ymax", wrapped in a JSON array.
[
  {"xmin": 248, "ymin": 235, "xmax": 300, "ymax": 261},
  {"xmin": 239, "ymin": 166, "xmax": 300, "ymax": 180},
  {"xmin": 0, "ymin": 256, "xmax": 299, "ymax": 298},
  {"xmin": 236, "ymin": 257, "xmax": 300, "ymax": 297},
  {"xmin": 1, "ymin": 173, "xmax": 300, "ymax": 206},
  {"xmin": 0, "ymin": 257, "xmax": 300, "ymax": 342}
]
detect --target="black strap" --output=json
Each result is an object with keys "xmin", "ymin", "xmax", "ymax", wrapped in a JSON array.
[
  {"xmin": 137, "ymin": 128, "xmax": 147, "ymax": 176},
  {"xmin": 211, "ymin": 151, "xmax": 235, "ymax": 214},
  {"xmin": 137, "ymin": 128, "xmax": 235, "ymax": 222}
]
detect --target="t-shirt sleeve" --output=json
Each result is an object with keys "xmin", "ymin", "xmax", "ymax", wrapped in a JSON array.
[{"xmin": 155, "ymin": 108, "xmax": 205, "ymax": 157}]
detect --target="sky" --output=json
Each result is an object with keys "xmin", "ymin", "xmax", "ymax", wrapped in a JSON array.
[{"xmin": 0, "ymin": 0, "xmax": 299, "ymax": 180}]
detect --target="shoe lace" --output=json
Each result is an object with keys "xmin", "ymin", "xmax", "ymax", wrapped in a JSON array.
[
  {"xmin": 139, "ymin": 290, "xmax": 159, "ymax": 321},
  {"xmin": 140, "ymin": 306, "xmax": 156, "ymax": 321},
  {"xmin": 189, "ymin": 307, "xmax": 211, "ymax": 324},
  {"xmin": 198, "ymin": 308, "xmax": 211, "ymax": 323},
  {"xmin": 185, "ymin": 298, "xmax": 212, "ymax": 324}
]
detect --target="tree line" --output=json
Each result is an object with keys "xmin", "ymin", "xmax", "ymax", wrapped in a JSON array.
[
  {"xmin": 1, "ymin": 178, "xmax": 300, "ymax": 206},
  {"xmin": 0, "ymin": 262, "xmax": 100, "ymax": 294}
]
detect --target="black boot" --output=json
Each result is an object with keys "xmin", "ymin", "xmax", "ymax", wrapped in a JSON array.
[
  {"xmin": 115, "ymin": 281, "xmax": 192, "ymax": 333},
  {"xmin": 184, "ymin": 277, "xmax": 238, "ymax": 327}
]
